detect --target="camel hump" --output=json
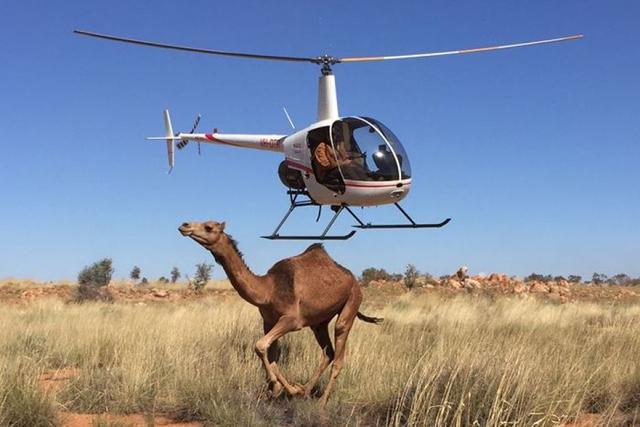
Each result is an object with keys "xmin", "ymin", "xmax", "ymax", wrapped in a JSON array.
[{"xmin": 303, "ymin": 243, "xmax": 325, "ymax": 253}]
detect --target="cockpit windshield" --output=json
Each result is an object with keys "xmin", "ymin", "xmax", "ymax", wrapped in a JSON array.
[
  {"xmin": 364, "ymin": 117, "xmax": 411, "ymax": 179},
  {"xmin": 329, "ymin": 117, "xmax": 410, "ymax": 182}
]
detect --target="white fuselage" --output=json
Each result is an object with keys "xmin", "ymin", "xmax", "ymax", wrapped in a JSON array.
[
  {"xmin": 165, "ymin": 73, "xmax": 412, "ymax": 207},
  {"xmin": 281, "ymin": 120, "xmax": 411, "ymax": 206}
]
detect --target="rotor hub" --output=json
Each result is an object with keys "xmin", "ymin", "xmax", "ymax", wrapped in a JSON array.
[{"xmin": 313, "ymin": 54, "xmax": 340, "ymax": 75}]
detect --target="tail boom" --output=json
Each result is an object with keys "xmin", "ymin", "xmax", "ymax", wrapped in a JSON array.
[{"xmin": 179, "ymin": 132, "xmax": 286, "ymax": 152}]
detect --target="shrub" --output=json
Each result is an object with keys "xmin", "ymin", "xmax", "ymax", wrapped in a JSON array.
[
  {"xmin": 170, "ymin": 267, "xmax": 181, "ymax": 284},
  {"xmin": 75, "ymin": 258, "xmax": 113, "ymax": 302},
  {"xmin": 592, "ymin": 273, "xmax": 608, "ymax": 285},
  {"xmin": 404, "ymin": 264, "xmax": 419, "ymax": 289},
  {"xmin": 360, "ymin": 267, "xmax": 395, "ymax": 286},
  {"xmin": 608, "ymin": 273, "xmax": 631, "ymax": 286},
  {"xmin": 524, "ymin": 273, "xmax": 552, "ymax": 283},
  {"xmin": 158, "ymin": 276, "xmax": 169, "ymax": 284},
  {"xmin": 568, "ymin": 275, "xmax": 582, "ymax": 283},
  {"xmin": 192, "ymin": 263, "xmax": 213, "ymax": 292},
  {"xmin": 129, "ymin": 266, "xmax": 141, "ymax": 282}
]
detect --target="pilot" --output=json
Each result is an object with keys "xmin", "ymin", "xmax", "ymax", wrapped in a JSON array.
[
  {"xmin": 373, "ymin": 144, "xmax": 396, "ymax": 177},
  {"xmin": 314, "ymin": 140, "xmax": 368, "ymax": 182}
]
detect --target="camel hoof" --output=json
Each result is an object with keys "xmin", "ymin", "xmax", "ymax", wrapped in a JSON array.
[
  {"xmin": 270, "ymin": 381, "xmax": 284, "ymax": 398},
  {"xmin": 288, "ymin": 383, "xmax": 305, "ymax": 397}
]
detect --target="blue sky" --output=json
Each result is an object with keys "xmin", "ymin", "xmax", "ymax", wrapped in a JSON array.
[{"xmin": 1, "ymin": 1, "xmax": 638, "ymax": 281}]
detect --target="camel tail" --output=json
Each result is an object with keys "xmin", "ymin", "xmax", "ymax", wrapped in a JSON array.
[{"xmin": 357, "ymin": 311, "xmax": 384, "ymax": 324}]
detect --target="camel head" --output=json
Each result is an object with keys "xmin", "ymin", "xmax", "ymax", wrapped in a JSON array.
[{"xmin": 179, "ymin": 221, "xmax": 227, "ymax": 250}]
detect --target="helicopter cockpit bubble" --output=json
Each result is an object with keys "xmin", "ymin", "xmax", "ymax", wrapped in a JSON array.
[
  {"xmin": 364, "ymin": 117, "xmax": 412, "ymax": 180},
  {"xmin": 330, "ymin": 117, "xmax": 411, "ymax": 182}
]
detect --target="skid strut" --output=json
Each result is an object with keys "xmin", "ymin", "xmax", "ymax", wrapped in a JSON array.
[
  {"xmin": 262, "ymin": 191, "xmax": 356, "ymax": 240},
  {"xmin": 262, "ymin": 191, "xmax": 450, "ymax": 240}
]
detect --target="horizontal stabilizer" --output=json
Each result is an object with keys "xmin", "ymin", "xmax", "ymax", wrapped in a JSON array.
[{"xmin": 147, "ymin": 136, "xmax": 182, "ymax": 141}]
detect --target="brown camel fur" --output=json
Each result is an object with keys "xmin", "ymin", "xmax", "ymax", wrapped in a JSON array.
[{"xmin": 179, "ymin": 220, "xmax": 382, "ymax": 405}]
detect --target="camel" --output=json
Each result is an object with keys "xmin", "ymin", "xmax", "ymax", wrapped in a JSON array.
[{"xmin": 179, "ymin": 220, "xmax": 382, "ymax": 405}]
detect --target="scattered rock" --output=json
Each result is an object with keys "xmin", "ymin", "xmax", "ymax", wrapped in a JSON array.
[
  {"xmin": 152, "ymin": 289, "xmax": 169, "ymax": 298},
  {"xmin": 512, "ymin": 283, "xmax": 527, "ymax": 294},
  {"xmin": 488, "ymin": 273, "xmax": 508, "ymax": 282},
  {"xmin": 464, "ymin": 279, "xmax": 481, "ymax": 290},
  {"xmin": 446, "ymin": 279, "xmax": 462, "ymax": 289},
  {"xmin": 529, "ymin": 282, "xmax": 550, "ymax": 293}
]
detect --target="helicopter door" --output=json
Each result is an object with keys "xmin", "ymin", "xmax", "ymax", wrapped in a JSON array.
[{"xmin": 307, "ymin": 126, "xmax": 345, "ymax": 193}]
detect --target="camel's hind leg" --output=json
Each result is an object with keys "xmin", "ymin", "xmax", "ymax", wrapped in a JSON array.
[
  {"xmin": 302, "ymin": 321, "xmax": 335, "ymax": 397},
  {"xmin": 319, "ymin": 287, "xmax": 362, "ymax": 406},
  {"xmin": 255, "ymin": 315, "xmax": 304, "ymax": 397}
]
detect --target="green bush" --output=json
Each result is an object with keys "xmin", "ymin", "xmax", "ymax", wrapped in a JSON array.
[
  {"xmin": 404, "ymin": 264, "xmax": 419, "ymax": 289},
  {"xmin": 129, "ymin": 266, "xmax": 141, "ymax": 282},
  {"xmin": 170, "ymin": 267, "xmax": 181, "ymax": 284},
  {"xmin": 75, "ymin": 258, "xmax": 113, "ymax": 302},
  {"xmin": 361, "ymin": 267, "xmax": 394, "ymax": 286},
  {"xmin": 524, "ymin": 273, "xmax": 552, "ymax": 283},
  {"xmin": 192, "ymin": 263, "xmax": 213, "ymax": 292}
]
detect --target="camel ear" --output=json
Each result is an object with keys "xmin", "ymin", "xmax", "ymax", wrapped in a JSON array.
[{"xmin": 219, "ymin": 222, "xmax": 226, "ymax": 231}]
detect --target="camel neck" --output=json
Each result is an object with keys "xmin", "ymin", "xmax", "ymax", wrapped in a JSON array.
[{"xmin": 210, "ymin": 236, "xmax": 269, "ymax": 306}]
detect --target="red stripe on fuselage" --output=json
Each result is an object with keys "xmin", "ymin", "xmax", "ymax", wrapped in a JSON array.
[
  {"xmin": 204, "ymin": 133, "xmax": 242, "ymax": 147},
  {"xmin": 285, "ymin": 159, "xmax": 313, "ymax": 174},
  {"xmin": 344, "ymin": 180, "xmax": 412, "ymax": 188}
]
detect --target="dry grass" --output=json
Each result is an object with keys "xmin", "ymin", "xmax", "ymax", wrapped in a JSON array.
[{"xmin": 0, "ymin": 292, "xmax": 639, "ymax": 426}]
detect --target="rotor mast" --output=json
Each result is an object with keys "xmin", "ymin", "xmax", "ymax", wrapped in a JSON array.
[{"xmin": 315, "ymin": 56, "xmax": 340, "ymax": 122}]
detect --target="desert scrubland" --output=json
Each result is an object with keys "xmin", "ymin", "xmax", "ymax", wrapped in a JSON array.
[{"xmin": 0, "ymin": 282, "xmax": 639, "ymax": 427}]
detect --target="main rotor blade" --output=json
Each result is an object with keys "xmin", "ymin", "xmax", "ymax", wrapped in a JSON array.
[
  {"xmin": 339, "ymin": 34, "xmax": 583, "ymax": 63},
  {"xmin": 73, "ymin": 30, "xmax": 316, "ymax": 64}
]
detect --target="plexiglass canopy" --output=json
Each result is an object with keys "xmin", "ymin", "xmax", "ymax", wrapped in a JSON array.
[{"xmin": 330, "ymin": 117, "xmax": 411, "ymax": 182}]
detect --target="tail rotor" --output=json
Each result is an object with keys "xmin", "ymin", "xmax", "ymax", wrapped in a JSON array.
[
  {"xmin": 147, "ymin": 111, "xmax": 203, "ymax": 173},
  {"xmin": 177, "ymin": 114, "xmax": 202, "ymax": 153}
]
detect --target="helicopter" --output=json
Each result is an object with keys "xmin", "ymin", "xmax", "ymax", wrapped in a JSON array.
[{"xmin": 74, "ymin": 30, "xmax": 582, "ymax": 240}]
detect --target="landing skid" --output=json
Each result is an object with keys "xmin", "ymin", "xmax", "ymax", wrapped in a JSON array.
[
  {"xmin": 346, "ymin": 203, "xmax": 451, "ymax": 229},
  {"xmin": 262, "ymin": 191, "xmax": 450, "ymax": 241}
]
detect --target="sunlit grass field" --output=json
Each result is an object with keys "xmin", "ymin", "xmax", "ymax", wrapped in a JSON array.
[{"xmin": 1, "ymin": 292, "xmax": 639, "ymax": 426}]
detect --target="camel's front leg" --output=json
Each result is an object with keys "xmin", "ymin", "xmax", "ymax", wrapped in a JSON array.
[
  {"xmin": 255, "ymin": 316, "xmax": 304, "ymax": 397},
  {"xmin": 267, "ymin": 341, "xmax": 284, "ymax": 397}
]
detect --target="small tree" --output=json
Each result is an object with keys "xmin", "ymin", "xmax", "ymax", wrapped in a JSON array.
[
  {"xmin": 404, "ymin": 264, "xmax": 419, "ymax": 289},
  {"xmin": 592, "ymin": 272, "xmax": 608, "ymax": 285},
  {"xmin": 75, "ymin": 258, "xmax": 113, "ymax": 302},
  {"xmin": 193, "ymin": 263, "xmax": 213, "ymax": 292},
  {"xmin": 170, "ymin": 267, "xmax": 181, "ymax": 284},
  {"xmin": 608, "ymin": 273, "xmax": 631, "ymax": 286},
  {"xmin": 141, "ymin": 277, "xmax": 148, "ymax": 285},
  {"xmin": 568, "ymin": 275, "xmax": 582, "ymax": 283},
  {"xmin": 158, "ymin": 276, "xmax": 169, "ymax": 284},
  {"xmin": 130, "ymin": 266, "xmax": 141, "ymax": 282}
]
